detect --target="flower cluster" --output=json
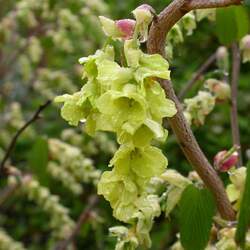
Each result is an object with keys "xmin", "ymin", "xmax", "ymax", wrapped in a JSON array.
[
  {"xmin": 56, "ymin": 12, "xmax": 177, "ymax": 247},
  {"xmin": 183, "ymin": 77, "xmax": 231, "ymax": 126},
  {"xmin": 48, "ymin": 139, "xmax": 101, "ymax": 186},
  {"xmin": 8, "ymin": 175, "xmax": 75, "ymax": 241},
  {"xmin": 0, "ymin": 0, "xmax": 109, "ymax": 100},
  {"xmin": 226, "ymin": 166, "xmax": 246, "ymax": 210},
  {"xmin": 47, "ymin": 162, "xmax": 83, "ymax": 195},
  {"xmin": 61, "ymin": 129, "xmax": 117, "ymax": 156},
  {"xmin": 0, "ymin": 228, "xmax": 26, "ymax": 250},
  {"xmin": 240, "ymin": 35, "xmax": 250, "ymax": 63},
  {"xmin": 184, "ymin": 91, "xmax": 215, "ymax": 126},
  {"xmin": 0, "ymin": 103, "xmax": 34, "ymax": 148}
]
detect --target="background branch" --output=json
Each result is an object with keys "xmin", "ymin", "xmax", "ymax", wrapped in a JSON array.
[
  {"xmin": 147, "ymin": 0, "xmax": 241, "ymax": 220},
  {"xmin": 178, "ymin": 52, "xmax": 216, "ymax": 100},
  {"xmin": 230, "ymin": 43, "xmax": 242, "ymax": 166},
  {"xmin": 54, "ymin": 196, "xmax": 98, "ymax": 250},
  {"xmin": 0, "ymin": 173, "xmax": 31, "ymax": 206},
  {"xmin": 0, "ymin": 100, "xmax": 51, "ymax": 177}
]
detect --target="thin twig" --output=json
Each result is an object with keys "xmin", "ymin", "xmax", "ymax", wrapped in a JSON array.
[
  {"xmin": 230, "ymin": 43, "xmax": 242, "ymax": 166},
  {"xmin": 0, "ymin": 172, "xmax": 31, "ymax": 206},
  {"xmin": 0, "ymin": 100, "xmax": 51, "ymax": 176},
  {"xmin": 54, "ymin": 195, "xmax": 98, "ymax": 250},
  {"xmin": 0, "ymin": 183, "xmax": 19, "ymax": 206},
  {"xmin": 147, "ymin": 0, "xmax": 241, "ymax": 220},
  {"xmin": 178, "ymin": 52, "xmax": 216, "ymax": 100}
]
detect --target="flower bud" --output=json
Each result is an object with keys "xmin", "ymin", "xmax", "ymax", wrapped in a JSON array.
[
  {"xmin": 133, "ymin": 4, "xmax": 155, "ymax": 22},
  {"xmin": 240, "ymin": 35, "xmax": 250, "ymax": 63},
  {"xmin": 115, "ymin": 19, "xmax": 136, "ymax": 40},
  {"xmin": 206, "ymin": 78, "xmax": 231, "ymax": 101},
  {"xmin": 216, "ymin": 46, "xmax": 229, "ymax": 71},
  {"xmin": 214, "ymin": 150, "xmax": 239, "ymax": 172},
  {"xmin": 216, "ymin": 46, "xmax": 228, "ymax": 60},
  {"xmin": 99, "ymin": 16, "xmax": 135, "ymax": 40},
  {"xmin": 132, "ymin": 4, "xmax": 155, "ymax": 42}
]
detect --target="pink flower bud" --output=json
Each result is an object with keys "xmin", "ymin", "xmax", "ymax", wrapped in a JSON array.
[
  {"xmin": 115, "ymin": 19, "xmax": 136, "ymax": 40},
  {"xmin": 214, "ymin": 150, "xmax": 239, "ymax": 172}
]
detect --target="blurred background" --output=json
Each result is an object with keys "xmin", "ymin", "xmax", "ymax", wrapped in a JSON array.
[{"xmin": 0, "ymin": 0, "xmax": 249, "ymax": 249}]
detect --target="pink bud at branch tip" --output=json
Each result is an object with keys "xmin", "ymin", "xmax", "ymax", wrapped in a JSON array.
[
  {"xmin": 115, "ymin": 19, "xmax": 136, "ymax": 40},
  {"xmin": 214, "ymin": 150, "xmax": 239, "ymax": 172}
]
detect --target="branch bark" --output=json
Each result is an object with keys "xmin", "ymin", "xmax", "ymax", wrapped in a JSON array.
[
  {"xmin": 0, "ymin": 100, "xmax": 51, "ymax": 177},
  {"xmin": 147, "ymin": 0, "xmax": 241, "ymax": 220},
  {"xmin": 178, "ymin": 52, "xmax": 216, "ymax": 100},
  {"xmin": 230, "ymin": 43, "xmax": 242, "ymax": 166}
]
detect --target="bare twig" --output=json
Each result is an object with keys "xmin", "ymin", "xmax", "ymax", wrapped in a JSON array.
[
  {"xmin": 0, "ymin": 171, "xmax": 31, "ymax": 207},
  {"xmin": 0, "ymin": 183, "xmax": 19, "ymax": 206},
  {"xmin": 147, "ymin": 0, "xmax": 241, "ymax": 220},
  {"xmin": 230, "ymin": 43, "xmax": 242, "ymax": 166},
  {"xmin": 54, "ymin": 196, "xmax": 98, "ymax": 250},
  {"xmin": 0, "ymin": 100, "xmax": 51, "ymax": 176},
  {"xmin": 178, "ymin": 52, "xmax": 216, "ymax": 100}
]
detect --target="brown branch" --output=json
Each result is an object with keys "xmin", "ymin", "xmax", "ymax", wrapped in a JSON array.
[
  {"xmin": 54, "ymin": 195, "xmax": 98, "ymax": 250},
  {"xmin": 187, "ymin": 0, "xmax": 242, "ymax": 9},
  {"xmin": 0, "ymin": 100, "xmax": 51, "ymax": 176},
  {"xmin": 147, "ymin": 0, "xmax": 242, "ymax": 220},
  {"xmin": 230, "ymin": 43, "xmax": 242, "ymax": 166},
  {"xmin": 178, "ymin": 52, "xmax": 216, "ymax": 100}
]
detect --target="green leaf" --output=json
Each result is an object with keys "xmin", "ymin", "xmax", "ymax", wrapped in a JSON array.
[
  {"xmin": 235, "ymin": 162, "xmax": 250, "ymax": 248},
  {"xmin": 28, "ymin": 137, "xmax": 49, "ymax": 186},
  {"xmin": 216, "ymin": 6, "xmax": 249, "ymax": 45},
  {"xmin": 234, "ymin": 7, "xmax": 249, "ymax": 40},
  {"xmin": 179, "ymin": 185, "xmax": 215, "ymax": 250}
]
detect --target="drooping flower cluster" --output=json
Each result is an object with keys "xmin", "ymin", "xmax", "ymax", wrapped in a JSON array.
[
  {"xmin": 165, "ymin": 9, "xmax": 216, "ymax": 59},
  {"xmin": 0, "ymin": 228, "xmax": 26, "ymax": 250},
  {"xmin": 226, "ymin": 166, "xmax": 246, "ymax": 210},
  {"xmin": 8, "ymin": 175, "xmax": 75, "ymax": 241},
  {"xmin": 183, "ymin": 78, "xmax": 231, "ymax": 126},
  {"xmin": 0, "ymin": 103, "xmax": 35, "ymax": 148},
  {"xmin": 61, "ymin": 129, "xmax": 117, "ymax": 156},
  {"xmin": 184, "ymin": 91, "xmax": 215, "ymax": 126},
  {"xmin": 0, "ymin": 0, "xmax": 109, "ymax": 100},
  {"xmin": 48, "ymin": 139, "xmax": 101, "ymax": 187},
  {"xmin": 56, "ymin": 26, "xmax": 176, "ymax": 247},
  {"xmin": 240, "ymin": 35, "xmax": 250, "ymax": 63},
  {"xmin": 205, "ymin": 78, "xmax": 231, "ymax": 101}
]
